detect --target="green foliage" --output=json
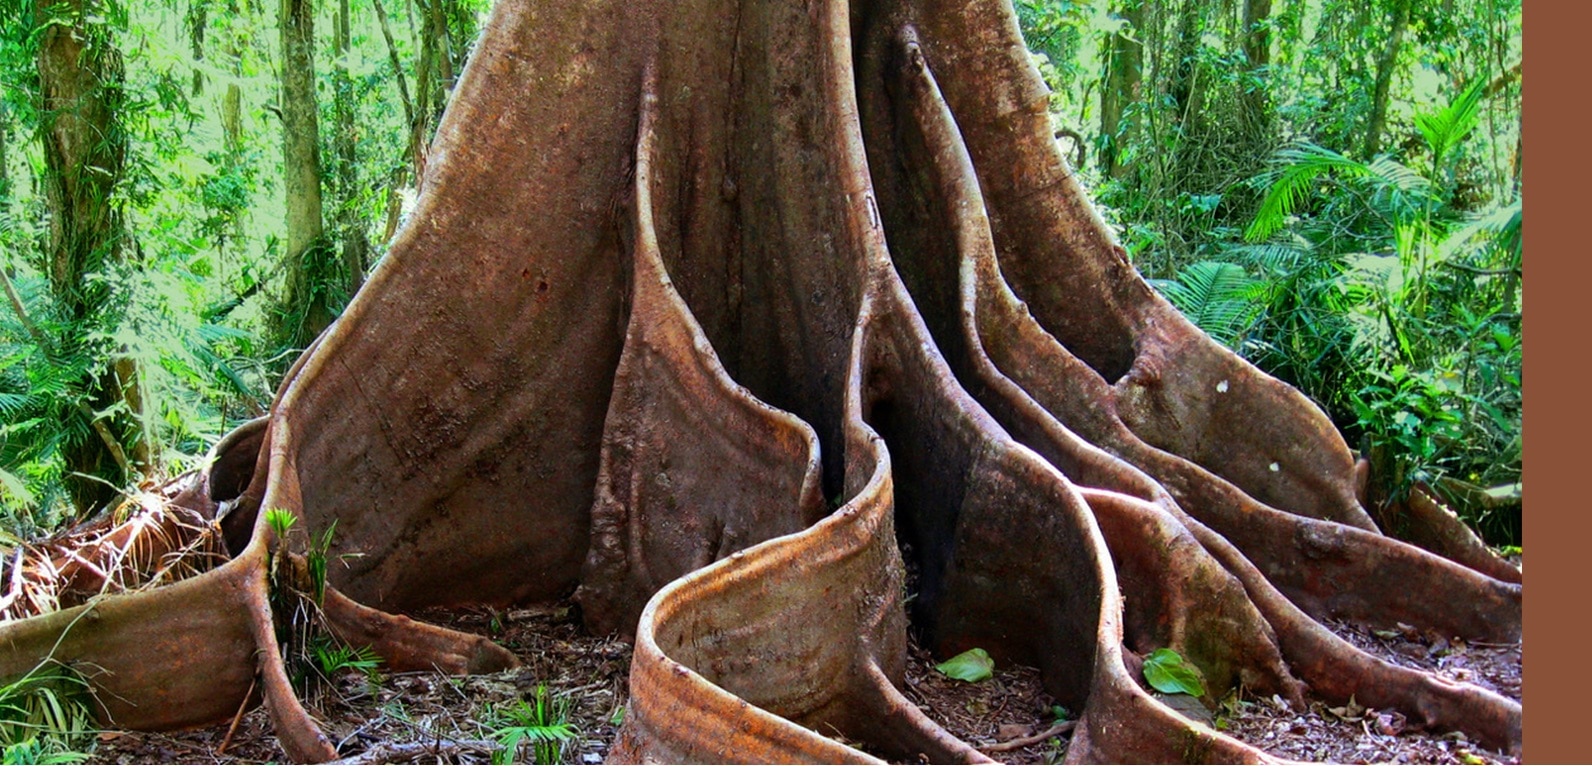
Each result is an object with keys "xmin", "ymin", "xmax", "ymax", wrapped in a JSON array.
[
  {"xmin": 0, "ymin": 663, "xmax": 95, "ymax": 761},
  {"xmin": 306, "ymin": 519, "xmax": 337, "ymax": 606},
  {"xmin": 1415, "ymin": 80, "xmax": 1485, "ymax": 178},
  {"xmin": 1014, "ymin": 0, "xmax": 1097, "ymax": 114},
  {"xmin": 484, "ymin": 685, "xmax": 579, "ymax": 765},
  {"xmin": 308, "ymin": 635, "xmax": 381, "ymax": 684},
  {"xmin": 1202, "ymin": 82, "xmax": 1521, "ymax": 543},
  {"xmin": 1, "ymin": 738, "xmax": 88, "ymax": 765},
  {"xmin": 1142, "ymin": 648, "xmax": 1206, "ymax": 698},
  {"xmin": 1150, "ymin": 261, "xmax": 1264, "ymax": 349},
  {"xmin": 265, "ymin": 506, "xmax": 296, "ymax": 539},
  {"xmin": 2, "ymin": 0, "xmax": 493, "ymax": 532},
  {"xmin": 934, "ymin": 647, "xmax": 995, "ymax": 683},
  {"xmin": 1245, "ymin": 142, "xmax": 1434, "ymax": 244},
  {"xmin": 1350, "ymin": 365, "xmax": 1465, "ymax": 489}
]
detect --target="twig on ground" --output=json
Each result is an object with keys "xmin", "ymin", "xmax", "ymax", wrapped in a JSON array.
[
  {"xmin": 328, "ymin": 738, "xmax": 497, "ymax": 765},
  {"xmin": 216, "ymin": 676, "xmax": 257, "ymax": 755},
  {"xmin": 980, "ymin": 720, "xmax": 1077, "ymax": 753}
]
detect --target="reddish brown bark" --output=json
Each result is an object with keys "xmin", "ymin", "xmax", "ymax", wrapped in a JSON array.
[{"xmin": 0, "ymin": 0, "xmax": 1519, "ymax": 763}]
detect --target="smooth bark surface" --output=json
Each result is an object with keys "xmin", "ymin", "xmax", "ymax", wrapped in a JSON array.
[
  {"xmin": 277, "ymin": 0, "xmax": 331, "ymax": 345},
  {"xmin": 0, "ymin": 1, "xmax": 1520, "ymax": 763}
]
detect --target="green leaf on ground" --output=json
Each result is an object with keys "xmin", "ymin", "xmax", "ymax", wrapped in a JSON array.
[
  {"xmin": 935, "ymin": 648, "xmax": 994, "ymax": 683},
  {"xmin": 1143, "ymin": 648, "xmax": 1206, "ymax": 697}
]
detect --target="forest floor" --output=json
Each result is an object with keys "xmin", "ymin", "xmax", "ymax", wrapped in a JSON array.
[{"xmin": 83, "ymin": 595, "xmax": 1522, "ymax": 766}]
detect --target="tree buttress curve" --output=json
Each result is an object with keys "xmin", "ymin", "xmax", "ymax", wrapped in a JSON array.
[{"xmin": 0, "ymin": 0, "xmax": 1520, "ymax": 762}]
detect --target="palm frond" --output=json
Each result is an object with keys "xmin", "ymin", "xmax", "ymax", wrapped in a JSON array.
[
  {"xmin": 1415, "ymin": 80, "xmax": 1486, "ymax": 167},
  {"xmin": 1438, "ymin": 199, "xmax": 1522, "ymax": 265},
  {"xmin": 1153, "ymin": 261, "xmax": 1263, "ymax": 348},
  {"xmin": 1363, "ymin": 155, "xmax": 1435, "ymax": 198},
  {"xmin": 0, "ymin": 468, "xmax": 36, "ymax": 509},
  {"xmin": 1246, "ymin": 142, "xmax": 1370, "ymax": 242},
  {"xmin": 1224, "ymin": 241, "xmax": 1312, "ymax": 274}
]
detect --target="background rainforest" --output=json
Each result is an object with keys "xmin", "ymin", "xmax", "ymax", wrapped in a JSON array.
[{"xmin": 0, "ymin": 0, "xmax": 1522, "ymax": 542}]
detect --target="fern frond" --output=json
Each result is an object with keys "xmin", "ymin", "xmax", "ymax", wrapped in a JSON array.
[{"xmin": 1246, "ymin": 142, "xmax": 1370, "ymax": 242}]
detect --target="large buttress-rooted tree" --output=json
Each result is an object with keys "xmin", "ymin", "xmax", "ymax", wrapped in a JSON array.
[{"xmin": 0, "ymin": 0, "xmax": 1521, "ymax": 763}]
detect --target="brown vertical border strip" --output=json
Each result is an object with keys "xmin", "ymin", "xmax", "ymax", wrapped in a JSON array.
[{"xmin": 1522, "ymin": 2, "xmax": 1576, "ymax": 762}]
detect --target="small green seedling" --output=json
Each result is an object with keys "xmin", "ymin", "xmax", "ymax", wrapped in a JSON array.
[
  {"xmin": 265, "ymin": 507, "xmax": 296, "ymax": 539},
  {"xmin": 487, "ymin": 685, "xmax": 578, "ymax": 765}
]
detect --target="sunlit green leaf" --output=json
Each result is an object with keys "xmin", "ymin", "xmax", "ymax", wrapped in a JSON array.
[
  {"xmin": 935, "ymin": 648, "xmax": 995, "ymax": 683},
  {"xmin": 1143, "ymin": 648, "xmax": 1205, "ymax": 697}
]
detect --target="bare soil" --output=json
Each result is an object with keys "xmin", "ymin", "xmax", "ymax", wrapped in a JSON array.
[
  {"xmin": 899, "ymin": 639, "xmax": 1066, "ymax": 764},
  {"xmin": 1220, "ymin": 617, "xmax": 1520, "ymax": 765},
  {"xmin": 83, "ymin": 605, "xmax": 1520, "ymax": 764},
  {"xmin": 88, "ymin": 603, "xmax": 631, "ymax": 765}
]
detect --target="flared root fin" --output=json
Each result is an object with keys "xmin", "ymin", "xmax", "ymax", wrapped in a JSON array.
[
  {"xmin": 863, "ymin": 31, "xmax": 1298, "ymax": 707},
  {"xmin": 0, "ymin": 554, "xmax": 260, "ymax": 732},
  {"xmin": 857, "ymin": 281, "xmax": 1272, "ymax": 764},
  {"xmin": 1379, "ymin": 484, "xmax": 1522, "ymax": 584},
  {"xmin": 575, "ymin": 73, "xmax": 826, "ymax": 638},
  {"xmin": 321, "ymin": 588, "xmax": 520, "ymax": 674},
  {"xmin": 882, "ymin": 0, "xmax": 1374, "ymax": 534},
  {"xmin": 608, "ymin": 58, "xmax": 975, "ymax": 766},
  {"xmin": 610, "ymin": 431, "xmax": 903, "ymax": 764}
]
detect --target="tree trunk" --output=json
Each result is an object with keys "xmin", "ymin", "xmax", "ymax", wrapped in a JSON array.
[
  {"xmin": 1364, "ymin": 0, "xmax": 1410, "ymax": 157},
  {"xmin": 277, "ymin": 0, "xmax": 332, "ymax": 347},
  {"xmin": 370, "ymin": 0, "xmax": 420, "ymax": 202},
  {"xmin": 219, "ymin": 0, "xmax": 248, "ymax": 155},
  {"xmin": 1240, "ymin": 0, "xmax": 1272, "ymax": 128},
  {"xmin": 1169, "ymin": 0, "xmax": 1205, "ymax": 129},
  {"xmin": 0, "ymin": 100, "xmax": 10, "ymax": 204},
  {"xmin": 332, "ymin": 0, "xmax": 369, "ymax": 295},
  {"xmin": 189, "ymin": 0, "xmax": 208, "ymax": 95},
  {"xmin": 221, "ymin": 82, "xmax": 242, "ymax": 153},
  {"xmin": 35, "ymin": 0, "xmax": 148, "ymax": 514},
  {"xmin": 370, "ymin": 0, "xmax": 415, "ymax": 134},
  {"xmin": 409, "ymin": 0, "xmax": 438, "ymax": 182},
  {"xmin": 0, "ymin": 2, "xmax": 1522, "ymax": 763},
  {"xmin": 425, "ymin": 0, "xmax": 455, "ymax": 96},
  {"xmin": 1098, "ymin": 0, "xmax": 1143, "ymax": 177}
]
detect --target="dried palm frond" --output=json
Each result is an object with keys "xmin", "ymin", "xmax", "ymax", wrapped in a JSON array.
[{"xmin": 0, "ymin": 474, "xmax": 231, "ymax": 623}]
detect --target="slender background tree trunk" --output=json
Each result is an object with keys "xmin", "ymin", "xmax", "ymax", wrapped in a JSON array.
[
  {"xmin": 36, "ymin": 0, "xmax": 146, "ymax": 513},
  {"xmin": 1240, "ymin": 0, "xmax": 1272, "ymax": 128},
  {"xmin": 277, "ymin": 0, "xmax": 332, "ymax": 347},
  {"xmin": 188, "ymin": 0, "xmax": 208, "ymax": 96},
  {"xmin": 0, "ymin": 100, "xmax": 11, "ymax": 204},
  {"xmin": 1098, "ymin": 0, "xmax": 1143, "ymax": 178},
  {"xmin": 333, "ymin": 0, "xmax": 369, "ymax": 294},
  {"xmin": 1364, "ymin": 0, "xmax": 1410, "ymax": 157}
]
